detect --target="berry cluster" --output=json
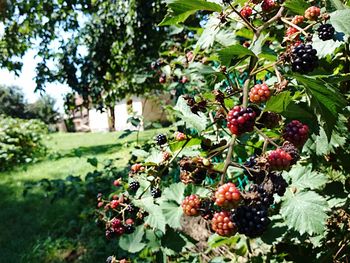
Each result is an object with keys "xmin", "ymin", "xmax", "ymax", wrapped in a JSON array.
[
  {"xmin": 291, "ymin": 44, "xmax": 318, "ymax": 73},
  {"xmin": 249, "ymin": 83, "xmax": 271, "ymax": 103},
  {"xmin": 283, "ymin": 120, "xmax": 309, "ymax": 148},
  {"xmin": 227, "ymin": 106, "xmax": 256, "ymax": 135},
  {"xmin": 212, "ymin": 211, "xmax": 236, "ymax": 236}
]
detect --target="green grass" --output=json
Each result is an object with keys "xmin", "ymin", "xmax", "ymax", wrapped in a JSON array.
[{"xmin": 0, "ymin": 129, "xmax": 165, "ymax": 263}]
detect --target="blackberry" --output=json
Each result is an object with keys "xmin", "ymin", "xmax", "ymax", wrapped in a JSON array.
[
  {"xmin": 281, "ymin": 141, "xmax": 300, "ymax": 165},
  {"xmin": 126, "ymin": 204, "xmax": 136, "ymax": 213},
  {"xmin": 214, "ymin": 182, "xmax": 241, "ymax": 208},
  {"xmin": 105, "ymin": 228, "xmax": 115, "ymax": 239},
  {"xmin": 283, "ymin": 120, "xmax": 309, "ymax": 147},
  {"xmin": 304, "ymin": 6, "xmax": 320, "ymax": 21},
  {"xmin": 124, "ymin": 224, "xmax": 135, "ymax": 234},
  {"xmin": 211, "ymin": 211, "xmax": 236, "ymax": 236},
  {"xmin": 156, "ymin": 134, "xmax": 167, "ymax": 145},
  {"xmin": 248, "ymin": 184, "xmax": 274, "ymax": 206},
  {"xmin": 231, "ymin": 204, "xmax": 270, "ymax": 237},
  {"xmin": 182, "ymin": 194, "xmax": 201, "ymax": 216},
  {"xmin": 129, "ymin": 181, "xmax": 140, "ymax": 192},
  {"xmin": 268, "ymin": 148, "xmax": 292, "ymax": 171},
  {"xmin": 291, "ymin": 44, "xmax": 318, "ymax": 73},
  {"xmin": 227, "ymin": 106, "xmax": 257, "ymax": 135},
  {"xmin": 199, "ymin": 199, "xmax": 215, "ymax": 220},
  {"xmin": 317, "ymin": 23, "xmax": 335, "ymax": 41},
  {"xmin": 259, "ymin": 111, "xmax": 281, "ymax": 129},
  {"xmin": 240, "ymin": 5, "xmax": 253, "ymax": 18},
  {"xmin": 249, "ymin": 83, "xmax": 271, "ymax": 103},
  {"xmin": 267, "ymin": 172, "xmax": 288, "ymax": 196},
  {"xmin": 151, "ymin": 187, "xmax": 162, "ymax": 198}
]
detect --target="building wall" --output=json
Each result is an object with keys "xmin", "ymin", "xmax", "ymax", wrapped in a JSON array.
[{"xmin": 89, "ymin": 109, "xmax": 109, "ymax": 132}]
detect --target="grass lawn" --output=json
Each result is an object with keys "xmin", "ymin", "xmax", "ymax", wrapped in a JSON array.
[{"xmin": 0, "ymin": 129, "xmax": 165, "ymax": 263}]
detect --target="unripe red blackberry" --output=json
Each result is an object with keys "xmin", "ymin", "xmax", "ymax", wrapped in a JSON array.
[
  {"xmin": 291, "ymin": 15, "xmax": 304, "ymax": 25},
  {"xmin": 131, "ymin": 163, "xmax": 143, "ymax": 173},
  {"xmin": 175, "ymin": 131, "xmax": 186, "ymax": 141},
  {"xmin": 281, "ymin": 141, "xmax": 300, "ymax": 165},
  {"xmin": 240, "ymin": 6, "xmax": 252, "ymax": 18},
  {"xmin": 286, "ymin": 26, "xmax": 298, "ymax": 37},
  {"xmin": 268, "ymin": 149, "xmax": 292, "ymax": 170},
  {"xmin": 304, "ymin": 6, "xmax": 320, "ymax": 21},
  {"xmin": 249, "ymin": 83, "xmax": 271, "ymax": 103},
  {"xmin": 227, "ymin": 106, "xmax": 256, "ymax": 135},
  {"xmin": 211, "ymin": 211, "xmax": 236, "ymax": 236},
  {"xmin": 110, "ymin": 200, "xmax": 119, "ymax": 209},
  {"xmin": 214, "ymin": 182, "xmax": 241, "ymax": 208},
  {"xmin": 261, "ymin": 0, "xmax": 275, "ymax": 12},
  {"xmin": 283, "ymin": 120, "xmax": 309, "ymax": 147},
  {"xmin": 182, "ymin": 194, "xmax": 201, "ymax": 216}
]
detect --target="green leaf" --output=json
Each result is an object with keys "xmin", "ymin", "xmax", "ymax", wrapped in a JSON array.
[
  {"xmin": 119, "ymin": 226, "xmax": 146, "ymax": 253},
  {"xmin": 280, "ymin": 191, "xmax": 328, "ymax": 235},
  {"xmin": 282, "ymin": 102, "xmax": 315, "ymax": 122},
  {"xmin": 294, "ymin": 75, "xmax": 347, "ymax": 139},
  {"xmin": 286, "ymin": 164, "xmax": 328, "ymax": 190},
  {"xmin": 169, "ymin": 138, "xmax": 201, "ymax": 153},
  {"xmin": 207, "ymin": 234, "xmax": 240, "ymax": 248},
  {"xmin": 161, "ymin": 228, "xmax": 191, "ymax": 253},
  {"xmin": 217, "ymin": 44, "xmax": 256, "ymax": 65},
  {"xmin": 159, "ymin": 0, "xmax": 222, "ymax": 26},
  {"xmin": 87, "ymin": 157, "xmax": 98, "ymax": 167},
  {"xmin": 312, "ymin": 35, "xmax": 343, "ymax": 58},
  {"xmin": 283, "ymin": 0, "xmax": 310, "ymax": 15},
  {"xmin": 330, "ymin": 9, "xmax": 350, "ymax": 38},
  {"xmin": 264, "ymin": 91, "xmax": 292, "ymax": 113},
  {"xmin": 161, "ymin": 201, "xmax": 183, "ymax": 228},
  {"xmin": 174, "ymin": 97, "xmax": 208, "ymax": 133},
  {"xmin": 326, "ymin": 0, "xmax": 346, "ymax": 11},
  {"xmin": 134, "ymin": 197, "xmax": 166, "ymax": 233},
  {"xmin": 162, "ymin": 182, "xmax": 186, "ymax": 204}
]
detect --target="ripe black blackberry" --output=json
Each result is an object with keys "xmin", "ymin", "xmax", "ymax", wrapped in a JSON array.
[
  {"xmin": 259, "ymin": 111, "xmax": 281, "ymax": 129},
  {"xmin": 231, "ymin": 204, "xmax": 270, "ymax": 237},
  {"xmin": 267, "ymin": 172, "xmax": 288, "ymax": 196},
  {"xmin": 105, "ymin": 228, "xmax": 115, "ymax": 240},
  {"xmin": 151, "ymin": 187, "xmax": 162, "ymax": 198},
  {"xmin": 155, "ymin": 134, "xmax": 167, "ymax": 145},
  {"xmin": 249, "ymin": 184, "xmax": 274, "ymax": 206},
  {"xmin": 199, "ymin": 199, "xmax": 215, "ymax": 220},
  {"xmin": 317, "ymin": 24, "xmax": 335, "ymax": 41},
  {"xmin": 124, "ymin": 224, "xmax": 135, "ymax": 234},
  {"xmin": 291, "ymin": 44, "xmax": 318, "ymax": 73},
  {"xmin": 129, "ymin": 181, "xmax": 140, "ymax": 192}
]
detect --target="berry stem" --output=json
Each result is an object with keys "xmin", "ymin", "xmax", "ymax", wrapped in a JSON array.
[
  {"xmin": 250, "ymin": 61, "xmax": 279, "ymax": 76},
  {"xmin": 220, "ymin": 135, "xmax": 237, "ymax": 185},
  {"xmin": 254, "ymin": 126, "xmax": 279, "ymax": 147},
  {"xmin": 209, "ymin": 111, "xmax": 220, "ymax": 141},
  {"xmin": 280, "ymin": 17, "xmax": 308, "ymax": 36},
  {"xmin": 242, "ymin": 77, "xmax": 250, "ymax": 108}
]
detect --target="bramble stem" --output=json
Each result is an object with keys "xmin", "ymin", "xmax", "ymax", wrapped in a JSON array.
[
  {"xmin": 254, "ymin": 126, "xmax": 279, "ymax": 148},
  {"xmin": 220, "ymin": 135, "xmax": 236, "ymax": 185}
]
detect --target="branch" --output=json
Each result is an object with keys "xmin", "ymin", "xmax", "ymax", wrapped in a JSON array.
[
  {"xmin": 220, "ymin": 135, "xmax": 237, "ymax": 185},
  {"xmin": 254, "ymin": 126, "xmax": 279, "ymax": 147},
  {"xmin": 256, "ymin": 7, "xmax": 284, "ymax": 38},
  {"xmin": 280, "ymin": 17, "xmax": 308, "ymax": 36}
]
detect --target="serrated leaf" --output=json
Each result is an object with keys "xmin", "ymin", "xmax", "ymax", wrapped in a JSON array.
[
  {"xmin": 174, "ymin": 97, "xmax": 208, "ymax": 133},
  {"xmin": 326, "ymin": 0, "xmax": 346, "ymax": 12},
  {"xmin": 207, "ymin": 234, "xmax": 239, "ymax": 248},
  {"xmin": 218, "ymin": 44, "xmax": 256, "ymax": 65},
  {"xmin": 119, "ymin": 226, "xmax": 146, "ymax": 253},
  {"xmin": 161, "ymin": 201, "xmax": 183, "ymax": 228},
  {"xmin": 330, "ymin": 9, "xmax": 350, "ymax": 38},
  {"xmin": 162, "ymin": 182, "xmax": 186, "ymax": 204},
  {"xmin": 312, "ymin": 35, "xmax": 343, "ymax": 58},
  {"xmin": 264, "ymin": 91, "xmax": 292, "ymax": 113},
  {"xmin": 134, "ymin": 197, "xmax": 166, "ymax": 233},
  {"xmin": 294, "ymin": 75, "xmax": 347, "ymax": 139},
  {"xmin": 159, "ymin": 0, "xmax": 222, "ymax": 26},
  {"xmin": 286, "ymin": 164, "xmax": 328, "ymax": 190},
  {"xmin": 282, "ymin": 102, "xmax": 315, "ymax": 122},
  {"xmin": 281, "ymin": 191, "xmax": 328, "ymax": 235},
  {"xmin": 169, "ymin": 138, "xmax": 201, "ymax": 153},
  {"xmin": 145, "ymin": 150, "xmax": 164, "ymax": 164},
  {"xmin": 283, "ymin": 0, "xmax": 310, "ymax": 15}
]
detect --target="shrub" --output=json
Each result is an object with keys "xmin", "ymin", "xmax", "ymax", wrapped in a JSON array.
[{"xmin": 0, "ymin": 115, "xmax": 48, "ymax": 170}]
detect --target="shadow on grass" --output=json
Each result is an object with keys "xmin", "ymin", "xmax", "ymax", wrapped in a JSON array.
[{"xmin": 0, "ymin": 183, "xmax": 80, "ymax": 262}]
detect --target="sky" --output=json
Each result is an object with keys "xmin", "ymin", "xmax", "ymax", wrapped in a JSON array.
[{"xmin": 0, "ymin": 49, "xmax": 71, "ymax": 113}]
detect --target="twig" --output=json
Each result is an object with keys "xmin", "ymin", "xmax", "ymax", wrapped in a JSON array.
[
  {"xmin": 242, "ymin": 78, "xmax": 250, "ymax": 108},
  {"xmin": 209, "ymin": 111, "xmax": 219, "ymax": 141},
  {"xmin": 250, "ymin": 61, "xmax": 280, "ymax": 76},
  {"xmin": 255, "ymin": 7, "xmax": 284, "ymax": 39},
  {"xmin": 254, "ymin": 126, "xmax": 279, "ymax": 147},
  {"xmin": 219, "ymin": 135, "xmax": 237, "ymax": 185},
  {"xmin": 280, "ymin": 17, "xmax": 308, "ymax": 36}
]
